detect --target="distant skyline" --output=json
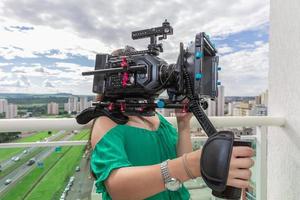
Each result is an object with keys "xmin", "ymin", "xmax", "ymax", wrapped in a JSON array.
[{"xmin": 0, "ymin": 0, "xmax": 269, "ymax": 96}]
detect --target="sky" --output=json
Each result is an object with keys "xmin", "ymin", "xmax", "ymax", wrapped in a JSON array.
[{"xmin": 0, "ymin": 0, "xmax": 269, "ymax": 96}]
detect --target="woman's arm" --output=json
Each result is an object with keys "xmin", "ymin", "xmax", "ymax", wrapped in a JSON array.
[
  {"xmin": 105, "ymin": 150, "xmax": 200, "ymax": 200},
  {"xmin": 92, "ymin": 116, "xmax": 254, "ymax": 200},
  {"xmin": 104, "ymin": 147, "xmax": 254, "ymax": 200},
  {"xmin": 175, "ymin": 111, "xmax": 193, "ymax": 156}
]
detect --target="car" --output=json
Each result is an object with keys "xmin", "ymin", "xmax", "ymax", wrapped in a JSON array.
[
  {"xmin": 4, "ymin": 179, "xmax": 12, "ymax": 185},
  {"xmin": 27, "ymin": 158, "xmax": 36, "ymax": 166},
  {"xmin": 11, "ymin": 156, "xmax": 16, "ymax": 161},
  {"xmin": 65, "ymin": 186, "xmax": 70, "ymax": 191},
  {"xmin": 75, "ymin": 166, "xmax": 80, "ymax": 172},
  {"xmin": 14, "ymin": 156, "xmax": 20, "ymax": 161},
  {"xmin": 23, "ymin": 150, "xmax": 28, "ymax": 154},
  {"xmin": 70, "ymin": 176, "xmax": 75, "ymax": 181}
]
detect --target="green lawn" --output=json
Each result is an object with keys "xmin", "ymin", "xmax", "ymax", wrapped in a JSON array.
[
  {"xmin": 0, "ymin": 131, "xmax": 57, "ymax": 162},
  {"xmin": 0, "ymin": 130, "xmax": 89, "ymax": 200}
]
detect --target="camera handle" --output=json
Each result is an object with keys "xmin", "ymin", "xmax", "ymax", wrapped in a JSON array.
[{"xmin": 182, "ymin": 69, "xmax": 250, "ymax": 199}]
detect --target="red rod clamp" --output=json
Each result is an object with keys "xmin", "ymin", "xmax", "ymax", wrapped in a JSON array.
[
  {"xmin": 120, "ymin": 102, "xmax": 126, "ymax": 112},
  {"xmin": 121, "ymin": 57, "xmax": 129, "ymax": 87},
  {"xmin": 108, "ymin": 103, "xmax": 114, "ymax": 111}
]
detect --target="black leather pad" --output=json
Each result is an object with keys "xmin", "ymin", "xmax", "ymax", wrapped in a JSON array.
[{"xmin": 200, "ymin": 131, "xmax": 234, "ymax": 192}]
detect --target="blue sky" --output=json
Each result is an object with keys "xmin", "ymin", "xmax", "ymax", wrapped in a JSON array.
[{"xmin": 0, "ymin": 0, "xmax": 269, "ymax": 96}]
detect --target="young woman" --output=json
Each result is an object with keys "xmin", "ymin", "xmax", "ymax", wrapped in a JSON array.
[
  {"xmin": 88, "ymin": 47, "xmax": 254, "ymax": 200},
  {"xmin": 89, "ymin": 110, "xmax": 254, "ymax": 200}
]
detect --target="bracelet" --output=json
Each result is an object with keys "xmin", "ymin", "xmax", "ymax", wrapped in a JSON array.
[{"xmin": 182, "ymin": 153, "xmax": 196, "ymax": 180}]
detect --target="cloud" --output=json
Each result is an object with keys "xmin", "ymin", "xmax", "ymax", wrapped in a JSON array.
[
  {"xmin": 4, "ymin": 25, "xmax": 34, "ymax": 32},
  {"xmin": 219, "ymin": 42, "xmax": 268, "ymax": 96},
  {"xmin": 218, "ymin": 45, "xmax": 235, "ymax": 55},
  {"xmin": 0, "ymin": 0, "xmax": 270, "ymax": 95},
  {"xmin": 0, "ymin": 74, "xmax": 31, "ymax": 88},
  {"xmin": 1, "ymin": 0, "xmax": 269, "ymax": 52},
  {"xmin": 43, "ymin": 79, "xmax": 54, "ymax": 88}
]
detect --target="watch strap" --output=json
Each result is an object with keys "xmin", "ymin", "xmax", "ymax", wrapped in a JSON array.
[{"xmin": 161, "ymin": 159, "xmax": 172, "ymax": 183}]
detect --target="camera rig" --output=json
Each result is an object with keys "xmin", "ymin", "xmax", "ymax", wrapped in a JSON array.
[
  {"xmin": 77, "ymin": 20, "xmax": 219, "ymax": 136},
  {"xmin": 76, "ymin": 20, "xmax": 248, "ymax": 199}
]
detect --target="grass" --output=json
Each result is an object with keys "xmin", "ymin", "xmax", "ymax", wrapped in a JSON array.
[
  {"xmin": 0, "ymin": 131, "xmax": 56, "ymax": 163},
  {"xmin": 0, "ymin": 130, "xmax": 89, "ymax": 200}
]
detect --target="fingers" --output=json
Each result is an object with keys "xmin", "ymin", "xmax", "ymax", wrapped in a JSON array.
[
  {"xmin": 229, "ymin": 169, "xmax": 252, "ymax": 180},
  {"xmin": 232, "ymin": 147, "xmax": 254, "ymax": 158},
  {"xmin": 227, "ymin": 178, "xmax": 250, "ymax": 189},
  {"xmin": 231, "ymin": 157, "xmax": 254, "ymax": 169}
]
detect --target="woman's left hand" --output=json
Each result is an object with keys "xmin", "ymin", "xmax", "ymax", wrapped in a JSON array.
[{"xmin": 175, "ymin": 100, "xmax": 193, "ymax": 131}]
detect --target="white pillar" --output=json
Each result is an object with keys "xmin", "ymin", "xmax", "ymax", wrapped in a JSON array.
[{"xmin": 269, "ymin": 0, "xmax": 300, "ymax": 199}]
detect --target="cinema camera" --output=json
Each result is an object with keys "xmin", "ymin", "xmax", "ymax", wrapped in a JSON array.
[{"xmin": 76, "ymin": 20, "xmax": 250, "ymax": 199}]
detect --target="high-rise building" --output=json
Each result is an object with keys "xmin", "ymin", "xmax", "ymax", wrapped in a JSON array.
[
  {"xmin": 47, "ymin": 102, "xmax": 59, "ymax": 115},
  {"xmin": 79, "ymin": 97, "xmax": 88, "ymax": 111},
  {"xmin": 216, "ymin": 85, "xmax": 225, "ymax": 116},
  {"xmin": 250, "ymin": 104, "xmax": 268, "ymax": 116},
  {"xmin": 6, "ymin": 104, "xmax": 18, "ymax": 118},
  {"xmin": 232, "ymin": 102, "xmax": 251, "ymax": 116},
  {"xmin": 260, "ymin": 90, "xmax": 268, "ymax": 106},
  {"xmin": 64, "ymin": 103, "xmax": 69, "ymax": 112},
  {"xmin": 0, "ymin": 99, "xmax": 8, "ymax": 113},
  {"xmin": 68, "ymin": 96, "xmax": 78, "ymax": 114},
  {"xmin": 255, "ymin": 95, "xmax": 261, "ymax": 105},
  {"xmin": 206, "ymin": 99, "xmax": 216, "ymax": 116}
]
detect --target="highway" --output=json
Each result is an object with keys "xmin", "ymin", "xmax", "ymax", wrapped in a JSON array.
[
  {"xmin": 65, "ymin": 155, "xmax": 94, "ymax": 200},
  {"xmin": 0, "ymin": 130, "xmax": 65, "ymax": 171},
  {"xmin": 0, "ymin": 131, "xmax": 72, "ymax": 195}
]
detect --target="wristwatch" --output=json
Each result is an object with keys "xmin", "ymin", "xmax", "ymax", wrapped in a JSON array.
[{"xmin": 160, "ymin": 160, "xmax": 182, "ymax": 191}]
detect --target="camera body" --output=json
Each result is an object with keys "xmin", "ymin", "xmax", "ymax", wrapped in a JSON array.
[{"xmin": 84, "ymin": 20, "xmax": 219, "ymax": 115}]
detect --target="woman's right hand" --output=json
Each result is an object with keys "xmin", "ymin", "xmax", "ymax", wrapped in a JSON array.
[{"xmin": 226, "ymin": 146, "xmax": 254, "ymax": 188}]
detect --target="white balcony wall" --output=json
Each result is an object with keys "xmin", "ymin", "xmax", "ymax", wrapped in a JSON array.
[{"xmin": 269, "ymin": 0, "xmax": 300, "ymax": 199}]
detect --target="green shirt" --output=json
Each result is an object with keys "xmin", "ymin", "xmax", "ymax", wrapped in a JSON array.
[{"xmin": 90, "ymin": 113, "xmax": 190, "ymax": 200}]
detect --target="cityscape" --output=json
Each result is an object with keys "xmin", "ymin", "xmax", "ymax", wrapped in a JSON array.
[
  {"xmin": 3, "ymin": 0, "xmax": 299, "ymax": 200},
  {"xmin": 0, "ymin": 87, "xmax": 267, "ymax": 199},
  {"xmin": 0, "ymin": 87, "xmax": 268, "ymax": 120}
]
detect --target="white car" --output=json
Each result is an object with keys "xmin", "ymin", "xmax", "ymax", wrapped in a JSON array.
[
  {"xmin": 23, "ymin": 150, "xmax": 28, "ymax": 154},
  {"xmin": 4, "ymin": 179, "xmax": 12, "ymax": 185},
  {"xmin": 14, "ymin": 156, "xmax": 20, "ymax": 161}
]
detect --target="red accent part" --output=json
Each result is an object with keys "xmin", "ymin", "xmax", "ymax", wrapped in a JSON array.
[
  {"xmin": 120, "ymin": 102, "xmax": 126, "ymax": 112},
  {"xmin": 122, "ymin": 72, "xmax": 129, "ymax": 87},
  {"xmin": 138, "ymin": 107, "xmax": 144, "ymax": 112},
  {"xmin": 121, "ymin": 57, "xmax": 128, "ymax": 68},
  {"xmin": 108, "ymin": 103, "xmax": 114, "ymax": 111},
  {"xmin": 121, "ymin": 57, "xmax": 129, "ymax": 87}
]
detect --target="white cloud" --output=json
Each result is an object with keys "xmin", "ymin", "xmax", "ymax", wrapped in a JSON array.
[
  {"xmin": 218, "ymin": 45, "xmax": 235, "ymax": 54},
  {"xmin": 0, "ymin": 0, "xmax": 270, "ymax": 95},
  {"xmin": 43, "ymin": 79, "xmax": 54, "ymax": 88},
  {"xmin": 219, "ymin": 42, "xmax": 269, "ymax": 96}
]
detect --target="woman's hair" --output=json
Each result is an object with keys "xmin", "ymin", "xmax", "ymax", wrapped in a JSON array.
[{"xmin": 85, "ymin": 46, "xmax": 136, "ymax": 178}]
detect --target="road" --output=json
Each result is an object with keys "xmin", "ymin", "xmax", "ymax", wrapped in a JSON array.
[
  {"xmin": 0, "ymin": 132, "xmax": 72, "ymax": 195},
  {"xmin": 66, "ymin": 155, "xmax": 94, "ymax": 200},
  {"xmin": 0, "ymin": 130, "xmax": 65, "ymax": 170}
]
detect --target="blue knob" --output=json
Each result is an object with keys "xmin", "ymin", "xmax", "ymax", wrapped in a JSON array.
[
  {"xmin": 217, "ymin": 81, "xmax": 221, "ymax": 85},
  {"xmin": 218, "ymin": 67, "xmax": 221, "ymax": 71},
  {"xmin": 156, "ymin": 100, "xmax": 165, "ymax": 108},
  {"xmin": 195, "ymin": 73, "xmax": 203, "ymax": 80},
  {"xmin": 195, "ymin": 51, "xmax": 203, "ymax": 59}
]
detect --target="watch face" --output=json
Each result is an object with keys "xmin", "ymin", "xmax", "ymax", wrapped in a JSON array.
[{"xmin": 166, "ymin": 178, "xmax": 182, "ymax": 191}]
